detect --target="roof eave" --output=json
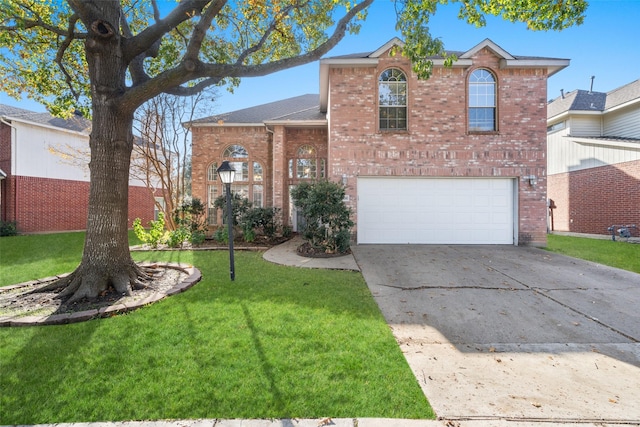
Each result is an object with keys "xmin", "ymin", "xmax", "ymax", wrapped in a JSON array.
[
  {"xmin": 190, "ymin": 122, "xmax": 265, "ymax": 128},
  {"xmin": 605, "ymin": 96, "xmax": 640, "ymax": 113},
  {"xmin": 500, "ymin": 58, "xmax": 570, "ymax": 77},
  {"xmin": 568, "ymin": 136, "xmax": 640, "ymax": 150},
  {"xmin": 1, "ymin": 115, "xmax": 90, "ymax": 137},
  {"xmin": 264, "ymin": 119, "xmax": 327, "ymax": 127}
]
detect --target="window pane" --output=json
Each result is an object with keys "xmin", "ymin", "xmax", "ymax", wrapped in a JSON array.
[
  {"xmin": 253, "ymin": 184, "xmax": 263, "ymax": 207},
  {"xmin": 207, "ymin": 163, "xmax": 218, "ymax": 181},
  {"xmin": 379, "ymin": 107, "xmax": 407, "ymax": 130},
  {"xmin": 288, "ymin": 159, "xmax": 293, "ymax": 179},
  {"xmin": 229, "ymin": 161, "xmax": 248, "ymax": 181},
  {"xmin": 253, "ymin": 162, "xmax": 263, "ymax": 181},
  {"xmin": 229, "ymin": 184, "xmax": 249, "ymax": 200},
  {"xmin": 297, "ymin": 158, "xmax": 316, "ymax": 179},
  {"xmin": 319, "ymin": 159, "xmax": 326, "ymax": 179},
  {"xmin": 223, "ymin": 144, "xmax": 248, "ymax": 158},
  {"xmin": 207, "ymin": 185, "xmax": 218, "ymax": 225},
  {"xmin": 469, "ymin": 108, "xmax": 495, "ymax": 131},
  {"xmin": 297, "ymin": 145, "xmax": 316, "ymax": 156}
]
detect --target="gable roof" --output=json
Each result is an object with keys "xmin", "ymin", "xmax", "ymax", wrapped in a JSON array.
[
  {"xmin": 0, "ymin": 103, "xmax": 91, "ymax": 135},
  {"xmin": 547, "ymin": 79, "xmax": 640, "ymax": 120},
  {"xmin": 320, "ymin": 38, "xmax": 569, "ymax": 112},
  {"xmin": 188, "ymin": 94, "xmax": 324, "ymax": 127}
]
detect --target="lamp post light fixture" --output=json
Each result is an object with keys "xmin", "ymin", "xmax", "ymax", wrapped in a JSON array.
[{"xmin": 217, "ymin": 161, "xmax": 236, "ymax": 281}]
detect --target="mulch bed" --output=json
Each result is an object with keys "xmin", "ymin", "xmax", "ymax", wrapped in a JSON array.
[{"xmin": 296, "ymin": 241, "xmax": 352, "ymax": 258}]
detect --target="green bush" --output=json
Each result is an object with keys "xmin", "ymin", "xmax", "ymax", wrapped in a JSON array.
[
  {"xmin": 166, "ymin": 226, "xmax": 191, "ymax": 248},
  {"xmin": 190, "ymin": 230, "xmax": 206, "ymax": 245},
  {"xmin": 213, "ymin": 193, "xmax": 252, "ymax": 226},
  {"xmin": 290, "ymin": 180, "xmax": 353, "ymax": 254},
  {"xmin": 0, "ymin": 220, "xmax": 18, "ymax": 237},
  {"xmin": 213, "ymin": 226, "xmax": 229, "ymax": 244},
  {"xmin": 174, "ymin": 198, "xmax": 207, "ymax": 233},
  {"xmin": 240, "ymin": 207, "xmax": 280, "ymax": 239},
  {"xmin": 132, "ymin": 213, "xmax": 167, "ymax": 248}
]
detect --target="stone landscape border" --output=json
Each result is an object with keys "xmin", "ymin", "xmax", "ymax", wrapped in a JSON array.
[{"xmin": 0, "ymin": 263, "xmax": 201, "ymax": 327}]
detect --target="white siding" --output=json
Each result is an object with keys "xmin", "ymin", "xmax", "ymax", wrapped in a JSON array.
[
  {"xmin": 13, "ymin": 121, "xmax": 147, "ymax": 187},
  {"xmin": 604, "ymin": 107, "xmax": 640, "ymax": 138},
  {"xmin": 548, "ymin": 135, "xmax": 640, "ymax": 174},
  {"xmin": 569, "ymin": 115, "xmax": 602, "ymax": 136},
  {"xmin": 14, "ymin": 121, "xmax": 90, "ymax": 181},
  {"xmin": 547, "ymin": 125, "xmax": 571, "ymax": 175}
]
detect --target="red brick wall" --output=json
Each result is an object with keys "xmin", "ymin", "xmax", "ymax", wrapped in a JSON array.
[
  {"xmin": 192, "ymin": 125, "xmax": 329, "ymax": 230},
  {"xmin": 327, "ymin": 47, "xmax": 549, "ymax": 245},
  {"xmin": 1, "ymin": 122, "xmax": 12, "ymax": 223},
  {"xmin": 9, "ymin": 176, "xmax": 155, "ymax": 233},
  {"xmin": 191, "ymin": 126, "xmax": 272, "ymax": 209},
  {"xmin": 548, "ymin": 160, "xmax": 640, "ymax": 236}
]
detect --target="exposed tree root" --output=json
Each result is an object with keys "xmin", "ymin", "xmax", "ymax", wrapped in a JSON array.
[{"xmin": 30, "ymin": 261, "xmax": 162, "ymax": 303}]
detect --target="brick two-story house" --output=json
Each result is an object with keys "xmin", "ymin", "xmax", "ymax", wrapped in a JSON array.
[{"xmin": 191, "ymin": 38, "xmax": 569, "ymax": 246}]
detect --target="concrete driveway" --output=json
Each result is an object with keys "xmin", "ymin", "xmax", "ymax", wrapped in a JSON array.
[{"xmin": 351, "ymin": 244, "xmax": 640, "ymax": 424}]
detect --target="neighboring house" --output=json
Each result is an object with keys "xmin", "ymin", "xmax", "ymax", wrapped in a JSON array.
[
  {"xmin": 191, "ymin": 38, "xmax": 569, "ymax": 246},
  {"xmin": 547, "ymin": 79, "xmax": 640, "ymax": 237},
  {"xmin": 0, "ymin": 104, "xmax": 156, "ymax": 233}
]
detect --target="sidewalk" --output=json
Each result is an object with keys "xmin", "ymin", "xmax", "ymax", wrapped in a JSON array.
[{"xmin": 10, "ymin": 417, "xmax": 623, "ymax": 427}]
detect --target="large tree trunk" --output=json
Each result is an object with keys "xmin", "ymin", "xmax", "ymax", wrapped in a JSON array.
[
  {"xmin": 55, "ymin": 108, "xmax": 145, "ymax": 302},
  {"xmin": 41, "ymin": 4, "xmax": 149, "ymax": 302}
]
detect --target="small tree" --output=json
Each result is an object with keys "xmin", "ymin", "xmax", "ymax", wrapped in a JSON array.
[{"xmin": 290, "ymin": 181, "xmax": 353, "ymax": 254}]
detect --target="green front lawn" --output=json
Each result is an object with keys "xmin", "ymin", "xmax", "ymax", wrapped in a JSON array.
[
  {"xmin": 0, "ymin": 232, "xmax": 433, "ymax": 424},
  {"xmin": 546, "ymin": 234, "xmax": 640, "ymax": 274}
]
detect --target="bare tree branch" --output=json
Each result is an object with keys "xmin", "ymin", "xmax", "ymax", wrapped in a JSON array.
[{"xmin": 55, "ymin": 13, "xmax": 81, "ymax": 101}]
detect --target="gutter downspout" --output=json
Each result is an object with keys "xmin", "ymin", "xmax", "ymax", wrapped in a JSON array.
[{"xmin": 264, "ymin": 123, "xmax": 276, "ymax": 214}]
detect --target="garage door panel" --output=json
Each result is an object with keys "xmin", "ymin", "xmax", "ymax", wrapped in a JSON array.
[{"xmin": 357, "ymin": 177, "xmax": 514, "ymax": 244}]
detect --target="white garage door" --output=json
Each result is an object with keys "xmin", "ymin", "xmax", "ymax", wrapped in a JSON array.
[{"xmin": 357, "ymin": 177, "xmax": 515, "ymax": 244}]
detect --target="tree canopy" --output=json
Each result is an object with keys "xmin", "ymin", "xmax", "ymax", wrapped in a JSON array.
[{"xmin": 1, "ymin": 0, "xmax": 587, "ymax": 117}]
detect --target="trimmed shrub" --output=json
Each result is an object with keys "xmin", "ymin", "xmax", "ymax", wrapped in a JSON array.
[{"xmin": 290, "ymin": 180, "xmax": 353, "ymax": 254}]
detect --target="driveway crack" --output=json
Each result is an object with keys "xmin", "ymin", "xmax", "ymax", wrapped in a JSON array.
[{"xmin": 486, "ymin": 263, "xmax": 640, "ymax": 343}]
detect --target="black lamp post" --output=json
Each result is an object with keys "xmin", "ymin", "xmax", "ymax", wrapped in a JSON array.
[{"xmin": 217, "ymin": 161, "xmax": 236, "ymax": 281}]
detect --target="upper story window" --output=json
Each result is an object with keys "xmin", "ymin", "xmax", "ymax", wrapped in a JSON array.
[
  {"xmin": 547, "ymin": 121, "xmax": 566, "ymax": 133},
  {"xmin": 379, "ymin": 68, "xmax": 407, "ymax": 130},
  {"xmin": 289, "ymin": 144, "xmax": 325, "ymax": 180},
  {"xmin": 469, "ymin": 69, "xmax": 497, "ymax": 132}
]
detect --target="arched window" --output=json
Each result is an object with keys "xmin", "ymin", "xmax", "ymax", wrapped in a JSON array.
[
  {"xmin": 289, "ymin": 144, "xmax": 325, "ymax": 180},
  {"xmin": 469, "ymin": 69, "xmax": 497, "ymax": 131},
  {"xmin": 207, "ymin": 162, "xmax": 218, "ymax": 181},
  {"xmin": 207, "ymin": 145, "xmax": 264, "ymax": 225},
  {"xmin": 223, "ymin": 144, "xmax": 248, "ymax": 158},
  {"xmin": 379, "ymin": 68, "xmax": 407, "ymax": 130}
]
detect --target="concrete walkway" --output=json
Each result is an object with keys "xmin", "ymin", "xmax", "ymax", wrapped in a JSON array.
[{"xmin": 262, "ymin": 236, "xmax": 359, "ymax": 271}]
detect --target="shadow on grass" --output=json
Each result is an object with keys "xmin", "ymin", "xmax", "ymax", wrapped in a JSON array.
[{"xmin": 0, "ymin": 321, "xmax": 99, "ymax": 424}]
